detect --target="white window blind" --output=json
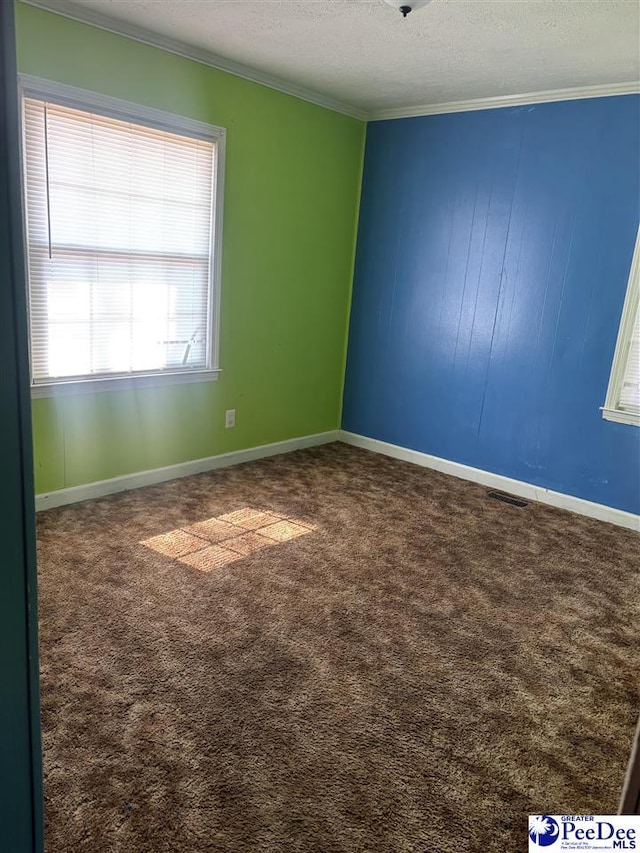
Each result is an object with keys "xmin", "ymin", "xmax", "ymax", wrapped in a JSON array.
[
  {"xmin": 617, "ymin": 298, "xmax": 640, "ymax": 413},
  {"xmin": 22, "ymin": 92, "xmax": 218, "ymax": 389},
  {"xmin": 603, "ymin": 226, "xmax": 640, "ymax": 426}
]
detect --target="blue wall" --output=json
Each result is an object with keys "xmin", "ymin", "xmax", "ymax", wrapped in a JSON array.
[{"xmin": 343, "ymin": 96, "xmax": 640, "ymax": 515}]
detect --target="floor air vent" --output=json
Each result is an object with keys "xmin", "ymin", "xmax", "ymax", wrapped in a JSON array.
[{"xmin": 487, "ymin": 491, "xmax": 529, "ymax": 508}]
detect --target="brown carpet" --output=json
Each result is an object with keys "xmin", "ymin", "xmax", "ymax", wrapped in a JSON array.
[{"xmin": 37, "ymin": 442, "xmax": 640, "ymax": 853}]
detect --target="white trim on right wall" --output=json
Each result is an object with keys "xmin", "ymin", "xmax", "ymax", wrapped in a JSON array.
[{"xmin": 339, "ymin": 431, "xmax": 640, "ymax": 531}]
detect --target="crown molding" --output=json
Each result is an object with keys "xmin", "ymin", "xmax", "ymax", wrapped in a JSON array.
[
  {"xmin": 368, "ymin": 81, "xmax": 640, "ymax": 121},
  {"xmin": 19, "ymin": 1, "xmax": 640, "ymax": 124},
  {"xmin": 20, "ymin": 0, "xmax": 368, "ymax": 121}
]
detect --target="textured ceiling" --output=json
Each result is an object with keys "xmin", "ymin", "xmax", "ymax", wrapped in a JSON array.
[{"xmin": 36, "ymin": 0, "xmax": 640, "ymax": 114}]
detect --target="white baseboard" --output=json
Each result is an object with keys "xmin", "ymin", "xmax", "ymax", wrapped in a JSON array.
[
  {"xmin": 35, "ymin": 430, "xmax": 340, "ymax": 512},
  {"xmin": 339, "ymin": 431, "xmax": 640, "ymax": 532},
  {"xmin": 35, "ymin": 428, "xmax": 640, "ymax": 531}
]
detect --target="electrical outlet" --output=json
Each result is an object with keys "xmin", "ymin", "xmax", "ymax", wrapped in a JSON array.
[{"xmin": 225, "ymin": 409, "xmax": 235, "ymax": 429}]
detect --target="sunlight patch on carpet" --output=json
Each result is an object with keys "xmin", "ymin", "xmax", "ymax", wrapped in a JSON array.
[
  {"xmin": 218, "ymin": 508, "xmax": 283, "ymax": 530},
  {"xmin": 180, "ymin": 545, "xmax": 242, "ymax": 573},
  {"xmin": 140, "ymin": 507, "xmax": 317, "ymax": 572},
  {"xmin": 258, "ymin": 520, "xmax": 311, "ymax": 542},
  {"xmin": 182, "ymin": 518, "xmax": 238, "ymax": 542},
  {"xmin": 141, "ymin": 529, "xmax": 211, "ymax": 559}
]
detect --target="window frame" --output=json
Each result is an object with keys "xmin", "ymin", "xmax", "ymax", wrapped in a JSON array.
[
  {"xmin": 602, "ymin": 225, "xmax": 640, "ymax": 427},
  {"xmin": 18, "ymin": 75, "xmax": 226, "ymax": 397}
]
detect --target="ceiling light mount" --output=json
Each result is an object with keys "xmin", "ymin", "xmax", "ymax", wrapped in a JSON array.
[{"xmin": 383, "ymin": 0, "xmax": 432, "ymax": 17}]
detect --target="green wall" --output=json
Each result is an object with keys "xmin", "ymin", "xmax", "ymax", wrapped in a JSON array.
[{"xmin": 15, "ymin": 3, "xmax": 365, "ymax": 494}]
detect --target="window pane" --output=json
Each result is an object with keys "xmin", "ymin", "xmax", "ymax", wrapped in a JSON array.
[
  {"xmin": 29, "ymin": 250, "xmax": 209, "ymax": 379},
  {"xmin": 22, "ymin": 94, "xmax": 217, "ymax": 385}
]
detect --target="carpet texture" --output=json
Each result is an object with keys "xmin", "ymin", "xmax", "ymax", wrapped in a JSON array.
[{"xmin": 37, "ymin": 443, "xmax": 640, "ymax": 852}]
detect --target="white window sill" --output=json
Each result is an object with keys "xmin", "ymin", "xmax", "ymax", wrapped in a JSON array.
[
  {"xmin": 31, "ymin": 369, "xmax": 221, "ymax": 398},
  {"xmin": 601, "ymin": 406, "xmax": 640, "ymax": 427}
]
